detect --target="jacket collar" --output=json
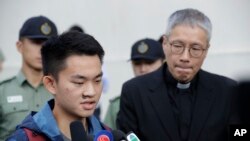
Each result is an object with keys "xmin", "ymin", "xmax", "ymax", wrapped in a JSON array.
[
  {"xmin": 32, "ymin": 100, "xmax": 61, "ymax": 140},
  {"xmin": 19, "ymin": 99, "xmax": 103, "ymax": 140},
  {"xmin": 146, "ymin": 63, "xmax": 181, "ymax": 140}
]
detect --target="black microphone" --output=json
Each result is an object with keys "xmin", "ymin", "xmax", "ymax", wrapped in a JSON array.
[
  {"xmin": 111, "ymin": 130, "xmax": 127, "ymax": 141},
  {"xmin": 70, "ymin": 120, "xmax": 88, "ymax": 141},
  {"xmin": 87, "ymin": 134, "xmax": 94, "ymax": 141}
]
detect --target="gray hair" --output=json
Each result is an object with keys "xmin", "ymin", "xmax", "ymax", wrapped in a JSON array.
[{"xmin": 166, "ymin": 8, "xmax": 212, "ymax": 42}]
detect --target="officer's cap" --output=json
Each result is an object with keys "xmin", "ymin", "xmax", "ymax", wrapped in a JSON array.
[
  {"xmin": 19, "ymin": 16, "xmax": 58, "ymax": 39},
  {"xmin": 130, "ymin": 38, "xmax": 164, "ymax": 61}
]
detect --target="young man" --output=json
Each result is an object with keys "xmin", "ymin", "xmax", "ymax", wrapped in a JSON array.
[
  {"xmin": 0, "ymin": 16, "xmax": 57, "ymax": 140},
  {"xmin": 68, "ymin": 24, "xmax": 107, "ymax": 121},
  {"xmin": 7, "ymin": 31, "xmax": 108, "ymax": 140},
  {"xmin": 117, "ymin": 8, "xmax": 239, "ymax": 141},
  {"xmin": 104, "ymin": 38, "xmax": 165, "ymax": 129}
]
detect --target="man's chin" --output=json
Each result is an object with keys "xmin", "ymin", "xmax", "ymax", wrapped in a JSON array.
[
  {"xmin": 80, "ymin": 110, "xmax": 95, "ymax": 118},
  {"xmin": 33, "ymin": 66, "xmax": 43, "ymax": 71},
  {"xmin": 176, "ymin": 75, "xmax": 191, "ymax": 83}
]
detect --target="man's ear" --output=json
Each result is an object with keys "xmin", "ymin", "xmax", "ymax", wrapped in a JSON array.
[
  {"xmin": 16, "ymin": 40, "xmax": 23, "ymax": 53},
  {"xmin": 162, "ymin": 35, "xmax": 169, "ymax": 57},
  {"xmin": 204, "ymin": 43, "xmax": 210, "ymax": 57},
  {"xmin": 43, "ymin": 75, "xmax": 57, "ymax": 96},
  {"xmin": 162, "ymin": 35, "xmax": 168, "ymax": 45}
]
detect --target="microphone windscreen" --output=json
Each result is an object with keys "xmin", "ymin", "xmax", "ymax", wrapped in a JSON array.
[
  {"xmin": 126, "ymin": 132, "xmax": 140, "ymax": 141},
  {"xmin": 70, "ymin": 120, "xmax": 88, "ymax": 141},
  {"xmin": 111, "ymin": 130, "xmax": 127, "ymax": 141},
  {"xmin": 94, "ymin": 130, "xmax": 114, "ymax": 141}
]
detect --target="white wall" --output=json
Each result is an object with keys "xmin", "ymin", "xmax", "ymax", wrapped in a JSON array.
[{"xmin": 1, "ymin": 0, "xmax": 250, "ymax": 120}]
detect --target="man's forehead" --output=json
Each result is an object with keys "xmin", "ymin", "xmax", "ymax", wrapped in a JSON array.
[{"xmin": 70, "ymin": 72, "xmax": 103, "ymax": 79}]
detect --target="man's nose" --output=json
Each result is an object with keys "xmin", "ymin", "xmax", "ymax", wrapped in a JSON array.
[
  {"xmin": 83, "ymin": 83, "xmax": 96, "ymax": 97},
  {"xmin": 180, "ymin": 48, "xmax": 191, "ymax": 61}
]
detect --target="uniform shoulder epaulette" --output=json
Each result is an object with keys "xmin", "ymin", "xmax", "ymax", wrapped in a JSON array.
[
  {"xmin": 0, "ymin": 76, "xmax": 16, "ymax": 85},
  {"xmin": 109, "ymin": 95, "xmax": 121, "ymax": 103}
]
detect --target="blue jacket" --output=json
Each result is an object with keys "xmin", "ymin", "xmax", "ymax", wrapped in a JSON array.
[{"xmin": 7, "ymin": 99, "xmax": 108, "ymax": 141}]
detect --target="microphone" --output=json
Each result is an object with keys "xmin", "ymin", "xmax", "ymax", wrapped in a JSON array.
[
  {"xmin": 126, "ymin": 132, "xmax": 140, "ymax": 141},
  {"xmin": 111, "ymin": 130, "xmax": 127, "ymax": 141},
  {"xmin": 70, "ymin": 120, "xmax": 88, "ymax": 141},
  {"xmin": 94, "ymin": 130, "xmax": 114, "ymax": 141}
]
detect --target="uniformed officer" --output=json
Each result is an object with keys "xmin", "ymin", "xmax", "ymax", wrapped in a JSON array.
[
  {"xmin": 104, "ymin": 38, "xmax": 165, "ymax": 129},
  {"xmin": 0, "ymin": 16, "xmax": 57, "ymax": 140}
]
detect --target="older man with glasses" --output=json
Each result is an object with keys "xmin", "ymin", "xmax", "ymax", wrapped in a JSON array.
[{"xmin": 117, "ymin": 8, "xmax": 239, "ymax": 141}]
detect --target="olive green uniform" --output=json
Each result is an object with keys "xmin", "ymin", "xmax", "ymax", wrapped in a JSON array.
[
  {"xmin": 0, "ymin": 71, "xmax": 52, "ymax": 140},
  {"xmin": 104, "ymin": 96, "xmax": 120, "ymax": 129},
  {"xmin": 0, "ymin": 49, "xmax": 4, "ymax": 62}
]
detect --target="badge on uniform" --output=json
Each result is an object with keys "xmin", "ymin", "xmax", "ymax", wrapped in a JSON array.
[{"xmin": 7, "ymin": 95, "xmax": 23, "ymax": 103}]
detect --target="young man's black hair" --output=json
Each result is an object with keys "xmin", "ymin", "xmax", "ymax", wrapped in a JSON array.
[{"xmin": 41, "ymin": 31, "xmax": 104, "ymax": 80}]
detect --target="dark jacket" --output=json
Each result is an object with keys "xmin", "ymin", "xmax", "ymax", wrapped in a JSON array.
[{"xmin": 117, "ymin": 64, "xmax": 239, "ymax": 141}]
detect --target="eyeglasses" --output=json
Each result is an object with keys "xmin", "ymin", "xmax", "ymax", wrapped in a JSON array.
[{"xmin": 169, "ymin": 41, "xmax": 208, "ymax": 58}]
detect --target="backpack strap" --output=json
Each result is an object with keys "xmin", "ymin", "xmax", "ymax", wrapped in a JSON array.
[{"xmin": 23, "ymin": 128, "xmax": 46, "ymax": 141}]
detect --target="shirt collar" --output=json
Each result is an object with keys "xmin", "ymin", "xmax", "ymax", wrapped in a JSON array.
[
  {"xmin": 16, "ymin": 70, "xmax": 44, "ymax": 87},
  {"xmin": 16, "ymin": 71, "xmax": 27, "ymax": 86}
]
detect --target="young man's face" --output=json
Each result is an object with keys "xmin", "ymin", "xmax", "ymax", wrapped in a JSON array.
[
  {"xmin": 17, "ymin": 38, "xmax": 46, "ymax": 71},
  {"xmin": 163, "ymin": 25, "xmax": 209, "ymax": 83},
  {"xmin": 132, "ymin": 59, "xmax": 163, "ymax": 77},
  {"xmin": 52, "ymin": 55, "xmax": 103, "ymax": 119}
]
